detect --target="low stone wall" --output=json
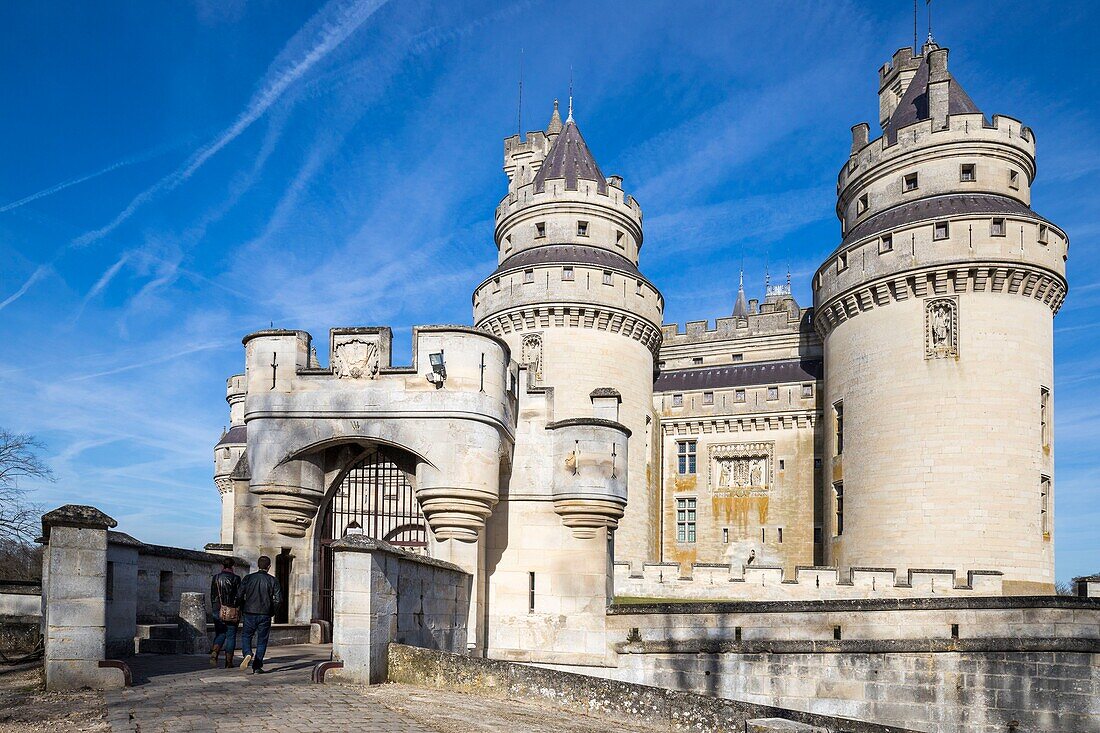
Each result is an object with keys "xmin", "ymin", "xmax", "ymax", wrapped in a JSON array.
[
  {"xmin": 614, "ymin": 563, "xmax": 1004, "ymax": 602},
  {"xmin": 0, "ymin": 581, "xmax": 41, "ymax": 617},
  {"xmin": 388, "ymin": 644, "xmax": 916, "ymax": 733},
  {"xmin": 329, "ymin": 535, "xmax": 471, "ymax": 684},
  {"xmin": 134, "ymin": 540, "xmax": 248, "ymax": 623},
  {"xmin": 0, "ymin": 614, "xmax": 40, "ymax": 654},
  {"xmin": 566, "ymin": 596, "xmax": 1100, "ymax": 733}
]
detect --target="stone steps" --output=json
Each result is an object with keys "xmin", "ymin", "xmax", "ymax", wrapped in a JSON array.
[{"xmin": 137, "ymin": 637, "xmax": 182, "ymax": 654}]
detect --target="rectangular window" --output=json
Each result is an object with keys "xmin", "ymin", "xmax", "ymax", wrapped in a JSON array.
[
  {"xmin": 523, "ymin": 269, "xmax": 534, "ymax": 283},
  {"xmin": 1009, "ymin": 169, "xmax": 1020, "ymax": 189},
  {"xmin": 577, "ymin": 220, "xmax": 589, "ymax": 237},
  {"xmin": 636, "ymin": 279, "xmax": 643, "ymax": 294},
  {"xmin": 778, "ymin": 527, "xmax": 783, "ymax": 543},
  {"xmin": 702, "ymin": 391, "xmax": 714, "ymax": 405},
  {"xmin": 934, "ymin": 221, "xmax": 950, "ymax": 240},
  {"xmin": 1040, "ymin": 476, "xmax": 1051, "ymax": 538},
  {"xmin": 767, "ymin": 386, "xmax": 779, "ymax": 400},
  {"xmin": 562, "ymin": 266, "xmax": 574, "ymax": 281},
  {"xmin": 837, "ymin": 252, "xmax": 848, "ymax": 272},
  {"xmin": 814, "ymin": 457, "xmax": 822, "ymax": 469},
  {"xmin": 159, "ymin": 570, "xmax": 173, "ymax": 603},
  {"xmin": 880, "ymin": 233, "xmax": 893, "ymax": 253},
  {"xmin": 802, "ymin": 384, "xmax": 814, "ymax": 398},
  {"xmin": 677, "ymin": 441, "xmax": 697, "ymax": 475},
  {"xmin": 991, "ymin": 217, "xmax": 1006, "ymax": 237},
  {"xmin": 504, "ymin": 234, "xmax": 512, "ymax": 251},
  {"xmin": 779, "ymin": 459, "xmax": 785, "ymax": 470},
  {"xmin": 1040, "ymin": 387, "xmax": 1051, "ymax": 447},
  {"xmin": 904, "ymin": 172, "xmax": 919, "ymax": 191},
  {"xmin": 734, "ymin": 389, "xmax": 746, "ymax": 403},
  {"xmin": 528, "ymin": 572, "xmax": 535, "ymax": 613},
  {"xmin": 960, "ymin": 163, "xmax": 976, "ymax": 182},
  {"xmin": 834, "ymin": 401, "xmax": 844, "ymax": 455},
  {"xmin": 492, "ymin": 277, "xmax": 501, "ymax": 292},
  {"xmin": 722, "ymin": 528, "xmax": 729, "ymax": 544},
  {"xmin": 732, "ymin": 353, "xmax": 744, "ymax": 362},
  {"xmin": 857, "ymin": 193, "xmax": 868, "ymax": 214},
  {"xmin": 535, "ymin": 222, "xmax": 546, "ymax": 238},
  {"xmin": 692, "ymin": 357, "xmax": 703, "ymax": 365},
  {"xmin": 814, "ymin": 526, "xmax": 822, "ymax": 544},
  {"xmin": 671, "ymin": 393, "xmax": 684, "ymax": 407},
  {"xmin": 1038, "ymin": 225, "xmax": 1049, "ymax": 245},
  {"xmin": 676, "ymin": 497, "xmax": 697, "ymax": 543},
  {"xmin": 602, "ymin": 270, "xmax": 613, "ymax": 286},
  {"xmin": 616, "ymin": 230, "xmax": 625, "ymax": 248},
  {"xmin": 834, "ymin": 483, "xmax": 844, "ymax": 536}
]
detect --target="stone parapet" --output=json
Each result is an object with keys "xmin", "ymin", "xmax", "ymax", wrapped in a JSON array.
[{"xmin": 614, "ymin": 562, "xmax": 1003, "ymax": 602}]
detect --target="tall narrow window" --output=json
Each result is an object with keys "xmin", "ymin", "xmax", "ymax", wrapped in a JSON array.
[
  {"xmin": 615, "ymin": 230, "xmax": 625, "ymax": 248},
  {"xmin": 834, "ymin": 401, "xmax": 844, "ymax": 455},
  {"xmin": 1040, "ymin": 387, "xmax": 1051, "ymax": 448},
  {"xmin": 676, "ymin": 498, "xmax": 697, "ymax": 543},
  {"xmin": 837, "ymin": 252, "xmax": 849, "ymax": 272},
  {"xmin": 1040, "ymin": 476, "xmax": 1051, "ymax": 539},
  {"xmin": 1038, "ymin": 225, "xmax": 1049, "ymax": 245},
  {"xmin": 106, "ymin": 562, "xmax": 114, "ymax": 601},
  {"xmin": 677, "ymin": 440, "xmax": 697, "ymax": 475},
  {"xmin": 778, "ymin": 528, "xmax": 783, "ymax": 543},
  {"xmin": 722, "ymin": 528, "xmax": 729, "ymax": 544},
  {"xmin": 528, "ymin": 572, "xmax": 536, "ymax": 612},
  {"xmin": 834, "ymin": 483, "xmax": 844, "ymax": 536}
]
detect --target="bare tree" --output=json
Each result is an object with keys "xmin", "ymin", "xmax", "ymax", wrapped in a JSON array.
[{"xmin": 0, "ymin": 429, "xmax": 56, "ymax": 542}]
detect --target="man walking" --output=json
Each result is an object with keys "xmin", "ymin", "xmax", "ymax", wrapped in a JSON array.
[
  {"xmin": 234, "ymin": 555, "xmax": 281, "ymax": 674},
  {"xmin": 209, "ymin": 558, "xmax": 241, "ymax": 668}
]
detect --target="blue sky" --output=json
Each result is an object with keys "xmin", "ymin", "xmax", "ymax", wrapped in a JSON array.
[{"xmin": 0, "ymin": 1, "xmax": 1096, "ymax": 582}]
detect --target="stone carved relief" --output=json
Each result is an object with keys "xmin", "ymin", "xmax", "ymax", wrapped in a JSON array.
[
  {"xmin": 925, "ymin": 297, "xmax": 959, "ymax": 359},
  {"xmin": 332, "ymin": 339, "xmax": 380, "ymax": 379},
  {"xmin": 520, "ymin": 332, "xmax": 543, "ymax": 381},
  {"xmin": 708, "ymin": 442, "xmax": 774, "ymax": 498}
]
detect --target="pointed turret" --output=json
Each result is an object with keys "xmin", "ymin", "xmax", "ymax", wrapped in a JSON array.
[
  {"xmin": 532, "ymin": 117, "xmax": 608, "ymax": 195},
  {"xmin": 732, "ymin": 271, "xmax": 749, "ymax": 317},
  {"xmin": 547, "ymin": 99, "xmax": 563, "ymax": 136}
]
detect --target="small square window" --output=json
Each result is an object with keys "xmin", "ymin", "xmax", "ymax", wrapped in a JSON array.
[
  {"xmin": 1038, "ymin": 225, "xmax": 1049, "ymax": 245},
  {"xmin": 602, "ymin": 271, "xmax": 613, "ymax": 286},
  {"xmin": 562, "ymin": 266, "xmax": 574, "ymax": 281},
  {"xmin": 702, "ymin": 391, "xmax": 714, "ymax": 405},
  {"xmin": 814, "ymin": 458, "xmax": 822, "ymax": 469},
  {"xmin": 960, "ymin": 164, "xmax": 976, "ymax": 182},
  {"xmin": 523, "ymin": 269, "xmax": 534, "ymax": 283},
  {"xmin": 802, "ymin": 384, "xmax": 813, "ymax": 398},
  {"xmin": 577, "ymin": 220, "xmax": 589, "ymax": 237},
  {"xmin": 904, "ymin": 172, "xmax": 919, "ymax": 191},
  {"xmin": 615, "ymin": 231, "xmax": 625, "ymax": 248},
  {"xmin": 1009, "ymin": 170, "xmax": 1020, "ymax": 189},
  {"xmin": 734, "ymin": 389, "xmax": 746, "ymax": 403},
  {"xmin": 692, "ymin": 357, "xmax": 703, "ymax": 365},
  {"xmin": 837, "ymin": 252, "xmax": 848, "ymax": 272},
  {"xmin": 672, "ymin": 394, "xmax": 683, "ymax": 407},
  {"xmin": 934, "ymin": 221, "xmax": 950, "ymax": 240},
  {"xmin": 535, "ymin": 222, "xmax": 546, "ymax": 238},
  {"xmin": 991, "ymin": 218, "xmax": 1006, "ymax": 237},
  {"xmin": 767, "ymin": 386, "xmax": 779, "ymax": 400},
  {"xmin": 857, "ymin": 193, "xmax": 868, "ymax": 214},
  {"xmin": 880, "ymin": 233, "xmax": 893, "ymax": 253},
  {"xmin": 732, "ymin": 353, "xmax": 744, "ymax": 362}
]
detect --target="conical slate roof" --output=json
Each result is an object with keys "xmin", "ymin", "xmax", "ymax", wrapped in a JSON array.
[
  {"xmin": 532, "ymin": 118, "xmax": 607, "ymax": 194},
  {"xmin": 732, "ymin": 282, "xmax": 749, "ymax": 317},
  {"xmin": 883, "ymin": 52, "xmax": 982, "ymax": 143}
]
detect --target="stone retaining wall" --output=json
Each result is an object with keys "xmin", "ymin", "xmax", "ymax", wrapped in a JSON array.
[
  {"xmin": 387, "ymin": 643, "xmax": 916, "ymax": 733},
  {"xmin": 0, "ymin": 614, "xmax": 40, "ymax": 654}
]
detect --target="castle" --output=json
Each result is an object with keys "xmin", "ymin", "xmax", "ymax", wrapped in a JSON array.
[{"xmin": 209, "ymin": 39, "xmax": 1068, "ymax": 663}]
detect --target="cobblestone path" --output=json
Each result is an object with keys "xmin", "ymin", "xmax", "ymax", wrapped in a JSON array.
[{"xmin": 104, "ymin": 645, "xmax": 434, "ymax": 733}]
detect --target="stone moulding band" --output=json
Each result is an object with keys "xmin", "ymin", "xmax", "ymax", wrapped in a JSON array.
[
  {"xmin": 614, "ymin": 637, "xmax": 1100, "ymax": 655},
  {"xmin": 661, "ymin": 411, "xmax": 819, "ymax": 435},
  {"xmin": 477, "ymin": 304, "xmax": 663, "ymax": 354},
  {"xmin": 814, "ymin": 262, "xmax": 1067, "ymax": 337}
]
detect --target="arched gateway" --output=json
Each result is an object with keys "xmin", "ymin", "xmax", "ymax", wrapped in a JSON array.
[{"xmin": 316, "ymin": 446, "xmax": 427, "ymax": 623}]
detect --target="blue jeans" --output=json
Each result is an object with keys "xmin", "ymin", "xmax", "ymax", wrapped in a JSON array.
[
  {"xmin": 240, "ymin": 613, "xmax": 272, "ymax": 669},
  {"xmin": 212, "ymin": 616, "xmax": 237, "ymax": 655}
]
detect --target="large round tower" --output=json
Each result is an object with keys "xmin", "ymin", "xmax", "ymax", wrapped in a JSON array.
[
  {"xmin": 813, "ymin": 43, "xmax": 1068, "ymax": 594},
  {"xmin": 473, "ymin": 101, "xmax": 664, "ymax": 562}
]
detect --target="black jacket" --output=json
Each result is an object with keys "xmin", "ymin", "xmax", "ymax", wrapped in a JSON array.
[
  {"xmin": 235, "ymin": 570, "xmax": 281, "ymax": 617},
  {"xmin": 210, "ymin": 570, "xmax": 241, "ymax": 612}
]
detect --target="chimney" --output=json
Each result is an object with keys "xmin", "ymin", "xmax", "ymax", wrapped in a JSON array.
[
  {"xmin": 927, "ymin": 47, "xmax": 950, "ymax": 129},
  {"xmin": 850, "ymin": 123, "xmax": 870, "ymax": 154}
]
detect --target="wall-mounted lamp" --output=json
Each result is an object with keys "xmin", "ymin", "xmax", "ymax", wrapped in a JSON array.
[{"xmin": 425, "ymin": 350, "xmax": 447, "ymax": 388}]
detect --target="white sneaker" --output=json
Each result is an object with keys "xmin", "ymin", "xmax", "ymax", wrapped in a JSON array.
[{"xmin": 240, "ymin": 654, "xmax": 252, "ymax": 670}]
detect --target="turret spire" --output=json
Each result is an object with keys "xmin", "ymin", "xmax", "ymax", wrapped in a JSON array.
[
  {"xmin": 732, "ymin": 268, "xmax": 749, "ymax": 317},
  {"xmin": 547, "ymin": 99, "xmax": 563, "ymax": 135},
  {"xmin": 567, "ymin": 66, "xmax": 574, "ymax": 123}
]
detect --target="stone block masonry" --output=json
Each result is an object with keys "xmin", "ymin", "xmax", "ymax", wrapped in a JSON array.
[{"xmin": 329, "ymin": 535, "xmax": 470, "ymax": 684}]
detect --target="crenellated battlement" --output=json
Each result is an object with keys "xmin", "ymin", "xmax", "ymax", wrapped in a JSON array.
[{"xmin": 614, "ymin": 562, "xmax": 1003, "ymax": 602}]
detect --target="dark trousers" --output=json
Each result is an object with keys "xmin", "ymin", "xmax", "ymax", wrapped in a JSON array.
[
  {"xmin": 212, "ymin": 615, "xmax": 237, "ymax": 655},
  {"xmin": 240, "ymin": 613, "xmax": 272, "ymax": 669}
]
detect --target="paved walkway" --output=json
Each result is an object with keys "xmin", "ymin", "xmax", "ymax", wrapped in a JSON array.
[{"xmin": 105, "ymin": 645, "xmax": 433, "ymax": 733}]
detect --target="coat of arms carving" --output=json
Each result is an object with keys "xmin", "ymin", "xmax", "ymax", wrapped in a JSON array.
[{"xmin": 332, "ymin": 339, "xmax": 380, "ymax": 379}]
